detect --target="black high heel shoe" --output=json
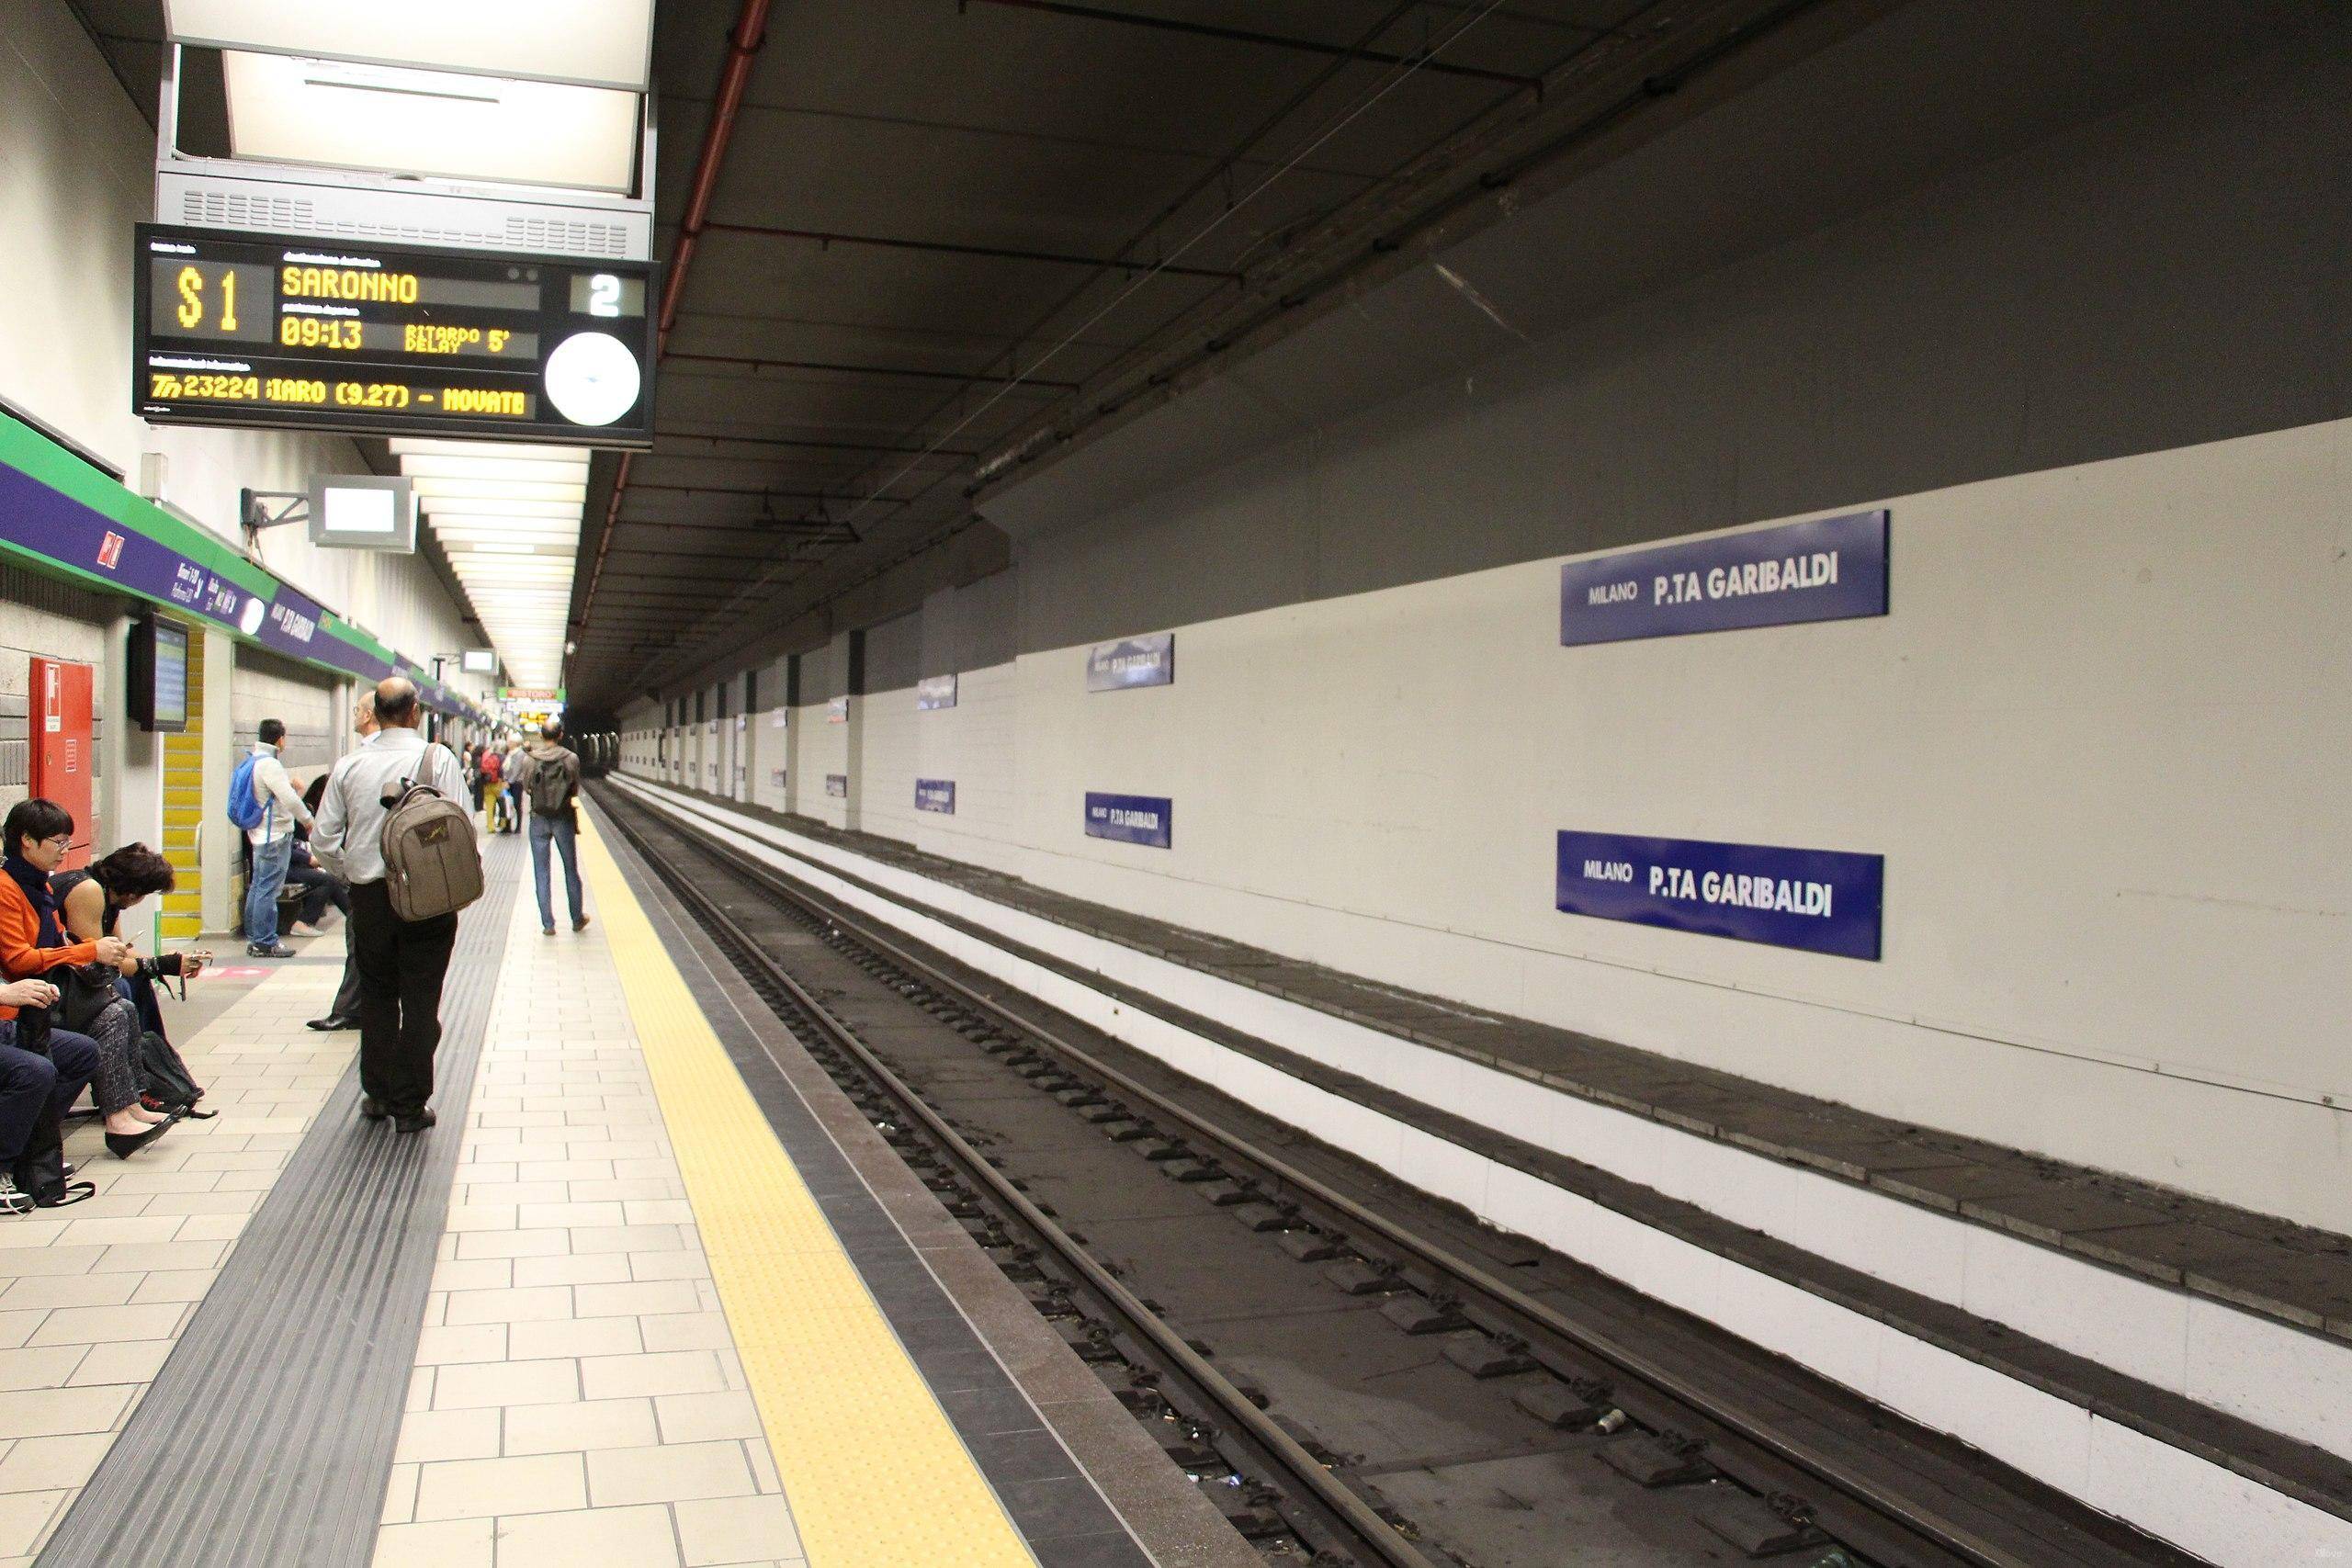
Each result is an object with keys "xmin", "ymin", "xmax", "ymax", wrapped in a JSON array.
[{"xmin": 105, "ymin": 1121, "xmax": 172, "ymax": 1159}]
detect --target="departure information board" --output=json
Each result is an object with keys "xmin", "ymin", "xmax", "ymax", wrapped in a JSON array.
[{"xmin": 131, "ymin": 224, "xmax": 656, "ymax": 448}]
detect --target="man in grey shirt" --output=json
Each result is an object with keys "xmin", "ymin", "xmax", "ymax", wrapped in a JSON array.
[{"xmin": 311, "ymin": 678, "xmax": 470, "ymax": 1133}]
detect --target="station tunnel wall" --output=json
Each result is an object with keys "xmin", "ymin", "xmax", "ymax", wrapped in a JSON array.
[{"xmin": 619, "ymin": 5, "xmax": 2350, "ymax": 1228}]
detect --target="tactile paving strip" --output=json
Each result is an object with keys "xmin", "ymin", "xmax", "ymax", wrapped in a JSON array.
[
  {"xmin": 575, "ymin": 816, "xmax": 1039, "ymax": 1568},
  {"xmin": 38, "ymin": 835, "xmax": 526, "ymax": 1568}
]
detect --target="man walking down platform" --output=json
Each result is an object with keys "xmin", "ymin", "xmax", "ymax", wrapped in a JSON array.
[
  {"xmin": 512, "ymin": 719, "xmax": 590, "ymax": 938},
  {"xmin": 310, "ymin": 678, "xmax": 469, "ymax": 1134}
]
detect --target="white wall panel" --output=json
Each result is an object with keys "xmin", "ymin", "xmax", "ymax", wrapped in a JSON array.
[
  {"xmin": 910, "ymin": 659, "xmax": 1023, "ymax": 876},
  {"xmin": 989, "ymin": 422, "xmax": 2351, "ymax": 1226},
  {"xmin": 229, "ymin": 649, "xmax": 337, "ymax": 781}
]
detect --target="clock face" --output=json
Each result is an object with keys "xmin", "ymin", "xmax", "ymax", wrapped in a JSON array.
[{"xmin": 543, "ymin": 331, "xmax": 641, "ymax": 426}]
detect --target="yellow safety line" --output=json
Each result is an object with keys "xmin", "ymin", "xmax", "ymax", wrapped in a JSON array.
[{"xmin": 576, "ymin": 817, "xmax": 1038, "ymax": 1568}]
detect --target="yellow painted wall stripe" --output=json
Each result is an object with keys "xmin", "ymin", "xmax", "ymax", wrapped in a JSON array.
[{"xmin": 576, "ymin": 818, "xmax": 1038, "ymax": 1568}]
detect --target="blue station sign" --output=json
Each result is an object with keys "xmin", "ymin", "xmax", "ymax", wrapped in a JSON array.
[
  {"xmin": 1087, "ymin": 633, "xmax": 1174, "ymax": 692},
  {"xmin": 915, "ymin": 779, "xmax": 956, "ymax": 814},
  {"xmin": 915, "ymin": 674, "xmax": 958, "ymax": 711},
  {"xmin": 1555, "ymin": 829, "xmax": 1883, "ymax": 960},
  {"xmin": 1559, "ymin": 510, "xmax": 1888, "ymax": 647},
  {"xmin": 1086, "ymin": 792, "xmax": 1171, "ymax": 849}
]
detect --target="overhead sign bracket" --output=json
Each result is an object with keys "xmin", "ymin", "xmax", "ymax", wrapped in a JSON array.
[{"xmin": 239, "ymin": 488, "xmax": 308, "ymax": 531}]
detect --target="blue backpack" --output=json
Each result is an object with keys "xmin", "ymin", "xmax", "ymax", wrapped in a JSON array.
[{"xmin": 225, "ymin": 751, "xmax": 268, "ymax": 831}]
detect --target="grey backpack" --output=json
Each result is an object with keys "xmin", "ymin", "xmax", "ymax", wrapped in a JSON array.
[{"xmin": 379, "ymin": 760, "xmax": 483, "ymax": 920}]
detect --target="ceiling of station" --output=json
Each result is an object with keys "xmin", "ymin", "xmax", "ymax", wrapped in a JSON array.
[
  {"xmin": 70, "ymin": 0, "xmax": 1838, "ymax": 712},
  {"xmin": 578, "ymin": 0, "xmax": 1695, "ymax": 710}
]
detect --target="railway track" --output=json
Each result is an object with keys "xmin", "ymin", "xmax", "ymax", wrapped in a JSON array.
[{"xmin": 594, "ymin": 783, "xmax": 2199, "ymax": 1568}]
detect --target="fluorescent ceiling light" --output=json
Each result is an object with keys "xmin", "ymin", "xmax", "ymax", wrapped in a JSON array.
[
  {"xmin": 408, "ymin": 478, "xmax": 586, "ymax": 503},
  {"xmin": 435, "ymin": 526, "xmax": 581, "ymax": 545},
  {"xmin": 224, "ymin": 52, "xmax": 639, "ymax": 193},
  {"xmin": 422, "ymin": 502, "xmax": 583, "ymax": 521},
  {"xmin": 399, "ymin": 457, "xmax": 588, "ymax": 483},
  {"xmin": 401, "ymin": 434, "xmax": 585, "ymax": 691},
  {"xmin": 167, "ymin": 0, "xmax": 655, "ymax": 90},
  {"xmin": 391, "ymin": 439, "xmax": 594, "ymax": 461}
]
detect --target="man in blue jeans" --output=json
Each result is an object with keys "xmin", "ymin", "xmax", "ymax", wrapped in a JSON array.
[
  {"xmin": 243, "ymin": 719, "xmax": 312, "ymax": 957},
  {"xmin": 514, "ymin": 721, "xmax": 590, "ymax": 937}
]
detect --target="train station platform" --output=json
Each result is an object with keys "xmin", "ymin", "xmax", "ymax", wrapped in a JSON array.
[
  {"xmin": 1, "ymin": 824, "xmax": 1256, "ymax": 1568},
  {"xmin": 603, "ymin": 774, "xmax": 2352, "ymax": 1568}
]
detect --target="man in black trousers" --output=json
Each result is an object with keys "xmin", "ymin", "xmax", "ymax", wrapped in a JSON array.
[{"xmin": 310, "ymin": 678, "xmax": 469, "ymax": 1133}]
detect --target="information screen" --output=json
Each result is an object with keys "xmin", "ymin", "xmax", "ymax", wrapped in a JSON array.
[
  {"xmin": 130, "ymin": 615, "xmax": 189, "ymax": 733},
  {"xmin": 131, "ymin": 224, "xmax": 656, "ymax": 448}
]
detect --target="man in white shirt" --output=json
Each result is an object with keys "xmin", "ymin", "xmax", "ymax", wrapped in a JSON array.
[
  {"xmin": 307, "ymin": 692, "xmax": 379, "ymax": 1033},
  {"xmin": 311, "ymin": 678, "xmax": 470, "ymax": 1133},
  {"xmin": 243, "ymin": 718, "xmax": 312, "ymax": 958}
]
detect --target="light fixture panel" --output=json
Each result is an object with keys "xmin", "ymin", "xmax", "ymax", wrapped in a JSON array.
[
  {"xmin": 167, "ymin": 0, "xmax": 655, "ymax": 91},
  {"xmin": 225, "ymin": 52, "xmax": 640, "ymax": 194}
]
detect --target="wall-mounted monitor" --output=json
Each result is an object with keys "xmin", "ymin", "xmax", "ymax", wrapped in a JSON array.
[
  {"xmin": 127, "ymin": 615, "xmax": 191, "ymax": 733},
  {"xmin": 307, "ymin": 473, "xmax": 417, "ymax": 553},
  {"xmin": 461, "ymin": 649, "xmax": 497, "ymax": 673}
]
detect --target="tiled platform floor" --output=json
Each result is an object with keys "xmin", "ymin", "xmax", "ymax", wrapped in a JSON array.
[
  {"xmin": 6, "ymin": 833, "xmax": 1129, "ymax": 1568},
  {"xmin": 371, "ymin": 852, "xmax": 805, "ymax": 1568},
  {"xmin": 0, "ymin": 936, "xmax": 348, "ymax": 1563}
]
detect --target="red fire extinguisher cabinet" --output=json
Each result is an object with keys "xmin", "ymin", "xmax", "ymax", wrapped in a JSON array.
[{"xmin": 28, "ymin": 658, "xmax": 96, "ymax": 873}]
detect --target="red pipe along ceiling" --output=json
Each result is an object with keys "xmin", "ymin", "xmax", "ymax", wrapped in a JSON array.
[{"xmin": 579, "ymin": 0, "xmax": 774, "ymax": 640}]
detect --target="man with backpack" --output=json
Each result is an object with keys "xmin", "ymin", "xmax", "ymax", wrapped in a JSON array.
[
  {"xmin": 232, "ymin": 719, "xmax": 312, "ymax": 958},
  {"xmin": 511, "ymin": 720, "xmax": 590, "ymax": 937},
  {"xmin": 310, "ymin": 678, "xmax": 475, "ymax": 1134}
]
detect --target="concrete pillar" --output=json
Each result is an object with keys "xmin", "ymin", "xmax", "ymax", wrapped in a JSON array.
[
  {"xmin": 782, "ymin": 654, "xmax": 803, "ymax": 818},
  {"xmin": 843, "ymin": 629, "xmax": 865, "ymax": 833}
]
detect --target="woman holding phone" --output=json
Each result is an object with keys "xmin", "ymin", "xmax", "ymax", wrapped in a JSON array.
[{"xmin": 56, "ymin": 842, "xmax": 210, "ymax": 1112}]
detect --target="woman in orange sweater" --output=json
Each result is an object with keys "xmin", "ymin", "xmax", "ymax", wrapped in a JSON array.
[{"xmin": 0, "ymin": 800, "xmax": 171, "ymax": 1157}]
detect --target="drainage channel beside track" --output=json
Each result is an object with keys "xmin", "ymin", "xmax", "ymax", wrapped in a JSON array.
[{"xmin": 594, "ymin": 784, "xmax": 2204, "ymax": 1568}]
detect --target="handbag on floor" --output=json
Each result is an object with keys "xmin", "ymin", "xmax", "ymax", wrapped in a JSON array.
[{"xmin": 137, "ymin": 1030, "xmax": 210, "ymax": 1117}]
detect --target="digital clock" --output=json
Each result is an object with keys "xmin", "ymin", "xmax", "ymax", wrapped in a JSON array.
[{"xmin": 130, "ymin": 224, "xmax": 657, "ymax": 448}]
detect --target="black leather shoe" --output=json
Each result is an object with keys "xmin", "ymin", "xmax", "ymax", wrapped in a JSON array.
[
  {"xmin": 394, "ymin": 1107, "xmax": 436, "ymax": 1134},
  {"xmin": 308, "ymin": 1015, "xmax": 357, "ymax": 1032},
  {"xmin": 359, "ymin": 1096, "xmax": 389, "ymax": 1122},
  {"xmin": 105, "ymin": 1122, "xmax": 172, "ymax": 1159}
]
